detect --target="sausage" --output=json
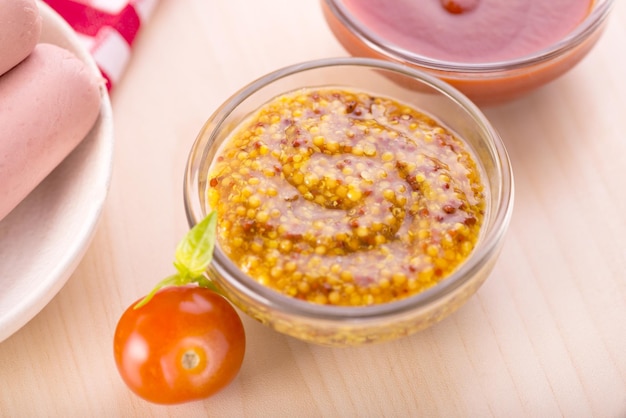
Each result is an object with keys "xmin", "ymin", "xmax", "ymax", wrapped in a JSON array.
[
  {"xmin": 0, "ymin": 43, "xmax": 103, "ymax": 221},
  {"xmin": 0, "ymin": 0, "xmax": 42, "ymax": 76}
]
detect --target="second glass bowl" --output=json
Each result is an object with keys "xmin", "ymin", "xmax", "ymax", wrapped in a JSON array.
[{"xmin": 321, "ymin": 0, "xmax": 615, "ymax": 105}]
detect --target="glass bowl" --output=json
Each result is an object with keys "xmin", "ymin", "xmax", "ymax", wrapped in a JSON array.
[
  {"xmin": 321, "ymin": 0, "xmax": 615, "ymax": 105},
  {"xmin": 184, "ymin": 58, "xmax": 514, "ymax": 347}
]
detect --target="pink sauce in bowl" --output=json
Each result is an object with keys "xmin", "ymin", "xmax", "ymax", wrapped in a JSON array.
[
  {"xmin": 344, "ymin": 0, "xmax": 591, "ymax": 63},
  {"xmin": 322, "ymin": 0, "xmax": 614, "ymax": 105}
]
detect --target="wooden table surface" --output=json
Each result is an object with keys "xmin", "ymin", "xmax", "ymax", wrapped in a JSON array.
[{"xmin": 1, "ymin": 1, "xmax": 625, "ymax": 416}]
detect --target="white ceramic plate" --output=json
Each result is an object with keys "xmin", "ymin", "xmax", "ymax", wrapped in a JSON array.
[{"xmin": 0, "ymin": 2, "xmax": 114, "ymax": 343}]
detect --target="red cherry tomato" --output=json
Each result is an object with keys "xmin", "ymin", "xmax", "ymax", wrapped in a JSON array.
[{"xmin": 113, "ymin": 285, "xmax": 245, "ymax": 404}]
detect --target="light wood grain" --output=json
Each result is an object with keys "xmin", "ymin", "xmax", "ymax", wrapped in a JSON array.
[{"xmin": 1, "ymin": 0, "xmax": 625, "ymax": 416}]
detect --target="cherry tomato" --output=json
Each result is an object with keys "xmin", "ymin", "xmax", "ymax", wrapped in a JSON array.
[{"xmin": 113, "ymin": 285, "xmax": 245, "ymax": 404}]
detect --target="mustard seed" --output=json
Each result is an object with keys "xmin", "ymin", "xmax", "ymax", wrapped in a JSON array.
[{"xmin": 207, "ymin": 88, "xmax": 485, "ymax": 306}]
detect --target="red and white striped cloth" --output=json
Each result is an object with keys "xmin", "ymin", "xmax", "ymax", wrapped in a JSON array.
[{"xmin": 43, "ymin": 0, "xmax": 158, "ymax": 91}]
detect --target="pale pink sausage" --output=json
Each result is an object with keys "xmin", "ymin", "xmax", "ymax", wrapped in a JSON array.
[
  {"xmin": 0, "ymin": 43, "xmax": 103, "ymax": 221},
  {"xmin": 0, "ymin": 0, "xmax": 42, "ymax": 76}
]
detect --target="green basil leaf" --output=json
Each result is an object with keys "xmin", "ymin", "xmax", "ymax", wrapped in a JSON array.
[{"xmin": 174, "ymin": 211, "xmax": 218, "ymax": 279}]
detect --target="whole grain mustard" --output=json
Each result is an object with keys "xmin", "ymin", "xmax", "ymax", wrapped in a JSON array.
[{"xmin": 207, "ymin": 88, "xmax": 485, "ymax": 306}]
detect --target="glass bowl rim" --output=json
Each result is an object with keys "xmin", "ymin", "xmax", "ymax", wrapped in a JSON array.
[
  {"xmin": 322, "ymin": 0, "xmax": 615, "ymax": 73},
  {"xmin": 184, "ymin": 57, "xmax": 515, "ymax": 322}
]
